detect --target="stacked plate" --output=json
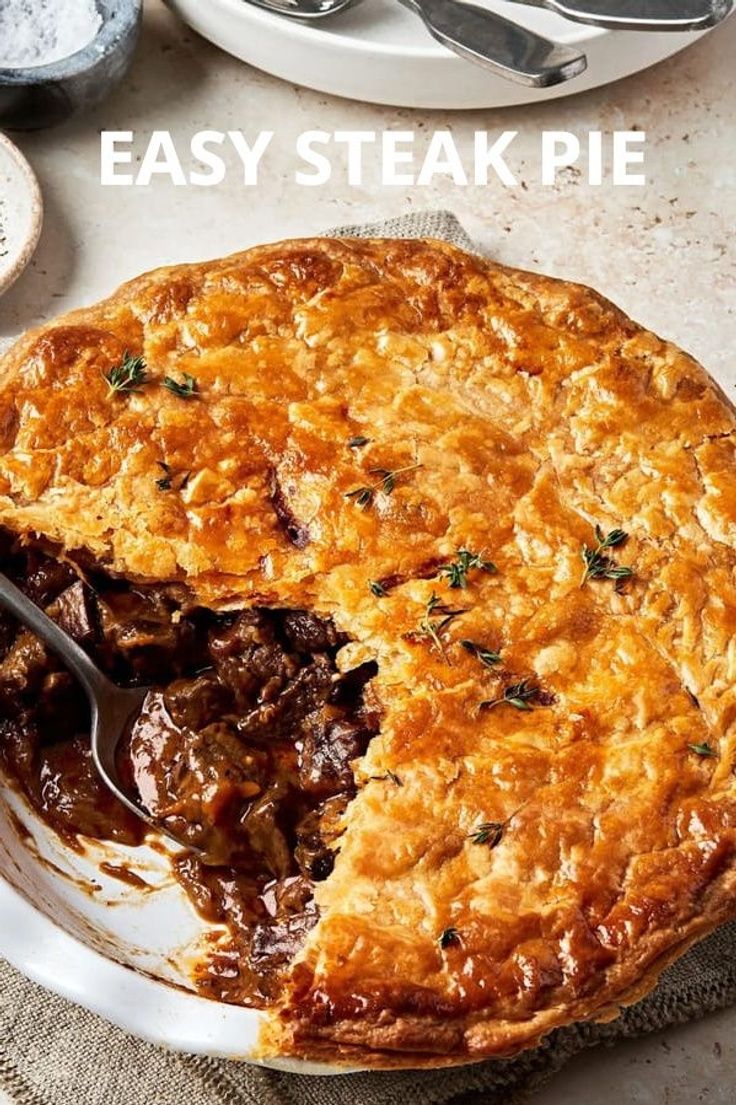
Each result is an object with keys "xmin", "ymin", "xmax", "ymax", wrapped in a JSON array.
[{"xmin": 165, "ymin": 0, "xmax": 731, "ymax": 108}]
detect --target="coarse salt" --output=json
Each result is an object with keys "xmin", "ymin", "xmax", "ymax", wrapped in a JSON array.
[{"xmin": 0, "ymin": 0, "xmax": 102, "ymax": 70}]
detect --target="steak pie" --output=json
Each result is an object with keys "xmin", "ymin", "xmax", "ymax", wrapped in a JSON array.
[{"xmin": 0, "ymin": 237, "xmax": 735, "ymax": 1067}]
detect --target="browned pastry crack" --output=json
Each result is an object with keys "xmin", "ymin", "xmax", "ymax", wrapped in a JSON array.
[{"xmin": 0, "ymin": 237, "xmax": 735, "ymax": 1067}]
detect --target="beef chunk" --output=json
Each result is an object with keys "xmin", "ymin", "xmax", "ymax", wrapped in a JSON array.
[
  {"xmin": 125, "ymin": 692, "xmax": 268, "ymax": 864},
  {"xmin": 238, "ymin": 785, "xmax": 294, "ymax": 880},
  {"xmin": 37, "ymin": 734, "xmax": 144, "ymax": 845},
  {"xmin": 209, "ymin": 611, "xmax": 300, "ymax": 711},
  {"xmin": 173, "ymin": 853, "xmax": 267, "ymax": 930},
  {"xmin": 22, "ymin": 552, "xmax": 77, "ymax": 607},
  {"xmin": 248, "ymin": 905, "xmax": 319, "ymax": 990},
  {"xmin": 96, "ymin": 588, "xmax": 201, "ymax": 681},
  {"xmin": 0, "ymin": 630, "xmax": 53, "ymax": 706},
  {"xmin": 53, "ymin": 581, "xmax": 98, "ymax": 645},
  {"xmin": 236, "ymin": 656, "xmax": 334, "ymax": 742},
  {"xmin": 279, "ymin": 610, "xmax": 345, "ymax": 654},
  {"xmin": 294, "ymin": 795, "xmax": 348, "ymax": 880},
  {"xmin": 164, "ymin": 673, "xmax": 234, "ymax": 731},
  {"xmin": 298, "ymin": 714, "xmax": 370, "ymax": 795}
]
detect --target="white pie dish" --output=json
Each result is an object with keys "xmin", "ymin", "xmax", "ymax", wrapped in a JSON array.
[
  {"xmin": 164, "ymin": 0, "xmax": 728, "ymax": 109},
  {"xmin": 0, "ymin": 780, "xmax": 344, "ymax": 1071}
]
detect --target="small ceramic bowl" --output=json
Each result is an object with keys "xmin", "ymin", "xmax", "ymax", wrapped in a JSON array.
[
  {"xmin": 0, "ymin": 0, "xmax": 142, "ymax": 131},
  {"xmin": 0, "ymin": 132, "xmax": 43, "ymax": 296}
]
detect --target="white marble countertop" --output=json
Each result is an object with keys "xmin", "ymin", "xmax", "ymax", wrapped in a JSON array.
[{"xmin": 1, "ymin": 2, "xmax": 735, "ymax": 1101}]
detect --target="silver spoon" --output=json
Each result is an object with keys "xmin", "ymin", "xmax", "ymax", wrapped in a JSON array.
[
  {"xmin": 508, "ymin": 0, "xmax": 733, "ymax": 31},
  {"xmin": 246, "ymin": 0, "xmax": 588, "ymax": 87},
  {"xmin": 0, "ymin": 571, "xmax": 163, "ymax": 840}
]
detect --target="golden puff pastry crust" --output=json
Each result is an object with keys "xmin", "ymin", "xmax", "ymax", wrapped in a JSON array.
[{"xmin": 2, "ymin": 237, "xmax": 736, "ymax": 1067}]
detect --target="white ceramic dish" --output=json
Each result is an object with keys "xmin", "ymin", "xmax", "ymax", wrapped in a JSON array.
[
  {"xmin": 164, "ymin": 0, "xmax": 727, "ymax": 109},
  {"xmin": 0, "ymin": 133, "xmax": 42, "ymax": 297},
  {"xmin": 0, "ymin": 779, "xmax": 342, "ymax": 1071}
]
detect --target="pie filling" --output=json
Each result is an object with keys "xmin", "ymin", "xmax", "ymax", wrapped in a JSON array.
[{"xmin": 0, "ymin": 529, "xmax": 380, "ymax": 1006}]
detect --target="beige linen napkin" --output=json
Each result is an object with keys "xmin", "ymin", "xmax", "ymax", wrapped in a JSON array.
[{"xmin": 2, "ymin": 210, "xmax": 736, "ymax": 1105}]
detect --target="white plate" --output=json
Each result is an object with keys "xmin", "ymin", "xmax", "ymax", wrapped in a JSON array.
[
  {"xmin": 164, "ymin": 0, "xmax": 725, "ymax": 109},
  {"xmin": 0, "ymin": 780, "xmax": 343, "ymax": 1071},
  {"xmin": 0, "ymin": 133, "xmax": 42, "ymax": 297}
]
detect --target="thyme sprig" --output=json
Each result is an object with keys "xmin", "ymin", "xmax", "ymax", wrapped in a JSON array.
[
  {"xmin": 439, "ymin": 548, "xmax": 497, "ymax": 590},
  {"xmin": 480, "ymin": 678, "xmax": 542, "ymax": 712},
  {"xmin": 580, "ymin": 526, "xmax": 632, "ymax": 589},
  {"xmin": 103, "ymin": 351, "xmax": 147, "ymax": 395},
  {"xmin": 345, "ymin": 463, "xmax": 423, "ymax": 509},
  {"xmin": 163, "ymin": 372, "xmax": 198, "ymax": 399},
  {"xmin": 468, "ymin": 821, "xmax": 505, "ymax": 847},
  {"xmin": 460, "ymin": 640, "xmax": 502, "ymax": 668},
  {"xmin": 418, "ymin": 592, "xmax": 467, "ymax": 661},
  {"xmin": 688, "ymin": 741, "xmax": 717, "ymax": 758}
]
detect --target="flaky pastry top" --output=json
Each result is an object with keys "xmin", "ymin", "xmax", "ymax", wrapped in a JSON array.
[{"xmin": 1, "ymin": 237, "xmax": 736, "ymax": 1066}]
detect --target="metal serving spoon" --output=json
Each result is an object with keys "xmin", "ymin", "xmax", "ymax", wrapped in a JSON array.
[
  {"xmin": 246, "ymin": 0, "xmax": 588, "ymax": 87},
  {"xmin": 0, "ymin": 571, "xmax": 160, "ymax": 838},
  {"xmin": 508, "ymin": 0, "xmax": 733, "ymax": 31}
]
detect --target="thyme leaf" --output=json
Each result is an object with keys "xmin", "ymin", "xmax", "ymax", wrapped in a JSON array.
[
  {"xmin": 468, "ymin": 821, "xmax": 505, "ymax": 847},
  {"xmin": 460, "ymin": 639, "xmax": 502, "ymax": 668},
  {"xmin": 163, "ymin": 372, "xmax": 198, "ymax": 399},
  {"xmin": 439, "ymin": 548, "xmax": 497, "ymax": 590},
  {"xmin": 369, "ymin": 579, "xmax": 387, "ymax": 597},
  {"xmin": 417, "ymin": 592, "xmax": 467, "ymax": 661},
  {"xmin": 370, "ymin": 771, "xmax": 403, "ymax": 786},
  {"xmin": 155, "ymin": 461, "xmax": 173, "ymax": 491},
  {"xmin": 348, "ymin": 435, "xmax": 371, "ymax": 449},
  {"xmin": 156, "ymin": 461, "xmax": 190, "ymax": 492},
  {"xmin": 369, "ymin": 464, "xmax": 422, "ymax": 495},
  {"xmin": 581, "ymin": 525, "xmax": 633, "ymax": 588},
  {"xmin": 688, "ymin": 741, "xmax": 717, "ymax": 758},
  {"xmin": 344, "ymin": 464, "xmax": 422, "ymax": 509},
  {"xmin": 103, "ymin": 351, "xmax": 147, "ymax": 395},
  {"xmin": 345, "ymin": 486, "xmax": 373, "ymax": 508},
  {"xmin": 480, "ymin": 678, "xmax": 542, "ymax": 712}
]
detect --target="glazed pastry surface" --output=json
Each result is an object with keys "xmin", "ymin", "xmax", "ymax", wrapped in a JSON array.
[{"xmin": 1, "ymin": 237, "xmax": 735, "ymax": 1065}]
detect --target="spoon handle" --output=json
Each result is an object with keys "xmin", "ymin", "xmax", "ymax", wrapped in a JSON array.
[
  {"xmin": 401, "ymin": 0, "xmax": 587, "ymax": 86},
  {"xmin": 0, "ymin": 571, "xmax": 112, "ymax": 705},
  {"xmin": 509, "ymin": 0, "xmax": 732, "ymax": 31}
]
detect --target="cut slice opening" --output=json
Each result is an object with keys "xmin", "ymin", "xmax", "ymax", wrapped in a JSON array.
[{"xmin": 0, "ymin": 528, "xmax": 380, "ymax": 1006}]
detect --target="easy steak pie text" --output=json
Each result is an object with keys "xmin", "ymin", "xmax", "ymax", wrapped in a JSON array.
[{"xmin": 0, "ymin": 237, "xmax": 735, "ymax": 1067}]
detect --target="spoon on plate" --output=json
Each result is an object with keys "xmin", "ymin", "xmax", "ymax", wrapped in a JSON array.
[
  {"xmin": 0, "ymin": 571, "xmax": 166, "ymax": 841},
  {"xmin": 245, "ymin": 0, "xmax": 588, "ymax": 86}
]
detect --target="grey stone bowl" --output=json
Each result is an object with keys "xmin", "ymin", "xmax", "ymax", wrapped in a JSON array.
[{"xmin": 0, "ymin": 0, "xmax": 142, "ymax": 131}]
